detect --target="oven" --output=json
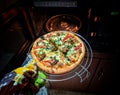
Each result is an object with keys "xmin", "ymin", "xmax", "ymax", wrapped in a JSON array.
[
  {"xmin": 0, "ymin": 0, "xmax": 36, "ymax": 79},
  {"xmin": 30, "ymin": 0, "xmax": 120, "ymax": 92},
  {"xmin": 31, "ymin": 0, "xmax": 90, "ymax": 36},
  {"xmin": 31, "ymin": 0, "xmax": 120, "ymax": 53},
  {"xmin": 0, "ymin": 0, "xmax": 120, "ymax": 93}
]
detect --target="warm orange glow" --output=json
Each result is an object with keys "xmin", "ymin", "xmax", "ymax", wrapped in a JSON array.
[
  {"xmin": 91, "ymin": 32, "xmax": 96, "ymax": 37},
  {"xmin": 94, "ymin": 16, "xmax": 98, "ymax": 22},
  {"xmin": 94, "ymin": 16, "xmax": 101, "ymax": 22},
  {"xmin": 88, "ymin": 8, "xmax": 91, "ymax": 19}
]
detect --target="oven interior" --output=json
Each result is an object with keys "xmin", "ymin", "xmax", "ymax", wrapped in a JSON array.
[
  {"xmin": 31, "ymin": 0, "xmax": 120, "ymax": 53},
  {"xmin": 0, "ymin": 0, "xmax": 120, "ymax": 78},
  {"xmin": 0, "ymin": 0, "xmax": 120, "ymax": 93}
]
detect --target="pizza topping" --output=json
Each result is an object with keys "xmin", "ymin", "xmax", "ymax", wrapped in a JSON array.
[
  {"xmin": 51, "ymin": 60, "xmax": 59, "ymax": 65},
  {"xmin": 51, "ymin": 46, "xmax": 58, "ymax": 51},
  {"xmin": 66, "ymin": 47, "xmax": 74, "ymax": 56},
  {"xmin": 37, "ymin": 53, "xmax": 46, "ymax": 61},
  {"xmin": 57, "ymin": 62, "xmax": 64, "ymax": 67},
  {"xmin": 56, "ymin": 32, "xmax": 60, "ymax": 36},
  {"xmin": 64, "ymin": 58, "xmax": 71, "ymax": 65},
  {"xmin": 42, "ymin": 59, "xmax": 59, "ymax": 67},
  {"xmin": 46, "ymin": 33, "xmax": 52, "ymax": 38},
  {"xmin": 50, "ymin": 37, "xmax": 62, "ymax": 46},
  {"xmin": 58, "ymin": 40, "xmax": 74, "ymax": 54},
  {"xmin": 42, "ymin": 60, "xmax": 52, "ymax": 67},
  {"xmin": 67, "ymin": 53, "xmax": 79, "ymax": 62},
  {"xmin": 74, "ymin": 43, "xmax": 82, "ymax": 51},
  {"xmin": 46, "ymin": 32, "xmax": 65, "ymax": 46},
  {"xmin": 35, "ymin": 39, "xmax": 55, "ymax": 51},
  {"xmin": 62, "ymin": 34, "xmax": 72, "ymax": 42},
  {"xmin": 61, "ymin": 46, "xmax": 69, "ymax": 53},
  {"xmin": 69, "ymin": 38, "xmax": 75, "ymax": 44},
  {"xmin": 36, "ymin": 42, "xmax": 40, "ymax": 46},
  {"xmin": 42, "ymin": 60, "xmax": 58, "ymax": 66}
]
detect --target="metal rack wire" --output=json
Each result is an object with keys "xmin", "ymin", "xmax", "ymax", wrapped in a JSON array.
[{"xmin": 43, "ymin": 32, "xmax": 93, "ymax": 82}]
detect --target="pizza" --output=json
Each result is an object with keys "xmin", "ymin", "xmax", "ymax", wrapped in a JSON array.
[{"xmin": 30, "ymin": 31, "xmax": 85, "ymax": 74}]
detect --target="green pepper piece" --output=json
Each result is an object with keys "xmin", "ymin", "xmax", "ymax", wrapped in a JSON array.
[
  {"xmin": 38, "ymin": 71, "xmax": 46, "ymax": 79},
  {"xmin": 34, "ymin": 71, "xmax": 47, "ymax": 88}
]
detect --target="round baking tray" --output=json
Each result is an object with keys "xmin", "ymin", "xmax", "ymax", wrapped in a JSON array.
[
  {"xmin": 26, "ymin": 31, "xmax": 92, "ymax": 82},
  {"xmin": 45, "ymin": 14, "xmax": 82, "ymax": 33}
]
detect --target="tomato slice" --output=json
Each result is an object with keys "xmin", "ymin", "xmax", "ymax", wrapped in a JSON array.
[
  {"xmin": 60, "ymin": 52, "xmax": 64, "ymax": 62},
  {"xmin": 42, "ymin": 60, "xmax": 53, "ymax": 66},
  {"xmin": 74, "ymin": 43, "xmax": 82, "ymax": 50},
  {"xmin": 42, "ymin": 60, "xmax": 53, "ymax": 63},
  {"xmin": 62, "ymin": 34, "xmax": 71, "ymax": 42}
]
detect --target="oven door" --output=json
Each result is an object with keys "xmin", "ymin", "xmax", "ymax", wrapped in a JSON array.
[{"xmin": 0, "ymin": 2, "xmax": 36, "ymax": 79}]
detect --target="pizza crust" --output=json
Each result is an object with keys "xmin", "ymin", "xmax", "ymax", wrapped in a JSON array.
[{"xmin": 30, "ymin": 31, "xmax": 85, "ymax": 74}]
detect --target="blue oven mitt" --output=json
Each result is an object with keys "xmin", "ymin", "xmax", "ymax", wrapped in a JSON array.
[{"xmin": 0, "ymin": 55, "xmax": 47, "ymax": 95}]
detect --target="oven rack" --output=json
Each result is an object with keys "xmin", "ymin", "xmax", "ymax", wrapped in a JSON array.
[{"xmin": 22, "ymin": 32, "xmax": 93, "ymax": 83}]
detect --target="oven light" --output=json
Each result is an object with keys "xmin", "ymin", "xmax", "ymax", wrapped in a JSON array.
[
  {"xmin": 91, "ymin": 32, "xmax": 96, "ymax": 37},
  {"xmin": 94, "ymin": 17, "xmax": 98, "ymax": 22},
  {"xmin": 94, "ymin": 16, "xmax": 101, "ymax": 22},
  {"xmin": 88, "ymin": 8, "xmax": 91, "ymax": 19}
]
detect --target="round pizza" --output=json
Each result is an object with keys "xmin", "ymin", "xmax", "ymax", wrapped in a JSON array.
[{"xmin": 30, "ymin": 31, "xmax": 85, "ymax": 74}]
